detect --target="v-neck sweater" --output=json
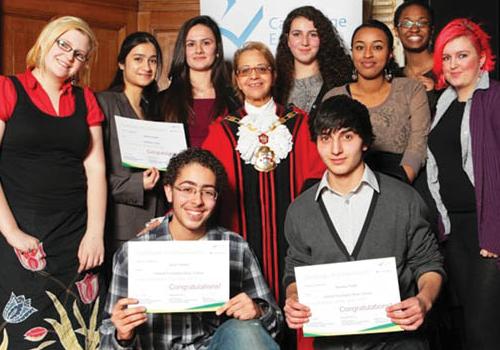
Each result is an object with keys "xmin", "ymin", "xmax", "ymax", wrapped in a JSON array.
[{"xmin": 283, "ymin": 171, "xmax": 445, "ymax": 301}]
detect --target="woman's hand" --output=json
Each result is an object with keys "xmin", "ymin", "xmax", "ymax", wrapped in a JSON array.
[
  {"xmin": 416, "ymin": 75, "xmax": 435, "ymax": 92},
  {"xmin": 5, "ymin": 228, "xmax": 39, "ymax": 252},
  {"xmin": 480, "ymin": 249, "xmax": 499, "ymax": 258},
  {"xmin": 143, "ymin": 168, "xmax": 160, "ymax": 190},
  {"xmin": 77, "ymin": 232, "xmax": 104, "ymax": 273}
]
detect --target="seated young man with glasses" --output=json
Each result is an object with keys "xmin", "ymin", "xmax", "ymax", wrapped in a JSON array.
[{"xmin": 99, "ymin": 148, "xmax": 282, "ymax": 350}]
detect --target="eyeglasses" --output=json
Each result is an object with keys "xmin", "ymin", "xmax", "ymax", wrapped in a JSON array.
[
  {"xmin": 55, "ymin": 39, "xmax": 88, "ymax": 63},
  {"xmin": 236, "ymin": 65, "xmax": 272, "ymax": 77},
  {"xmin": 398, "ymin": 20, "xmax": 431, "ymax": 29},
  {"xmin": 174, "ymin": 185, "xmax": 218, "ymax": 201}
]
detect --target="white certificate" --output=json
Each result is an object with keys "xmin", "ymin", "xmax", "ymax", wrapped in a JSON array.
[
  {"xmin": 114, "ymin": 115, "xmax": 187, "ymax": 171},
  {"xmin": 295, "ymin": 257, "xmax": 403, "ymax": 337},
  {"xmin": 128, "ymin": 240, "xmax": 229, "ymax": 313}
]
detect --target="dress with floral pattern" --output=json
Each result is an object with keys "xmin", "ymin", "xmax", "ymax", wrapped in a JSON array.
[{"xmin": 0, "ymin": 77, "xmax": 104, "ymax": 349}]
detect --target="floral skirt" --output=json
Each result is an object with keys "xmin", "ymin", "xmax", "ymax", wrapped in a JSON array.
[{"xmin": 0, "ymin": 206, "xmax": 105, "ymax": 350}]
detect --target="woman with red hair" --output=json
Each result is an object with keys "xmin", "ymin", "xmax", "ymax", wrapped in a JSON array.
[{"xmin": 427, "ymin": 18, "xmax": 500, "ymax": 349}]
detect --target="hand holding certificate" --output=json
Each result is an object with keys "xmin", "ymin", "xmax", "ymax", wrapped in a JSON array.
[
  {"xmin": 295, "ymin": 257, "xmax": 403, "ymax": 337},
  {"xmin": 114, "ymin": 115, "xmax": 187, "ymax": 171},
  {"xmin": 128, "ymin": 241, "xmax": 229, "ymax": 313}
]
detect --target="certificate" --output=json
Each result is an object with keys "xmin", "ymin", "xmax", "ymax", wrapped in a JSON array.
[
  {"xmin": 295, "ymin": 257, "xmax": 403, "ymax": 337},
  {"xmin": 128, "ymin": 240, "xmax": 229, "ymax": 313},
  {"xmin": 114, "ymin": 115, "xmax": 187, "ymax": 171}
]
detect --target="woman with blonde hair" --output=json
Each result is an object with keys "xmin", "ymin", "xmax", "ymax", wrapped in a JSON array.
[{"xmin": 0, "ymin": 16, "xmax": 106, "ymax": 348}]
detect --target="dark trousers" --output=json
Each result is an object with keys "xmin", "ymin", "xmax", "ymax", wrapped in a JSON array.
[{"xmin": 445, "ymin": 212, "xmax": 500, "ymax": 350}]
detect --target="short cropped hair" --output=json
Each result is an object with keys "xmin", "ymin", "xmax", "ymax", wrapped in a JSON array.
[
  {"xmin": 312, "ymin": 95, "xmax": 374, "ymax": 148},
  {"xmin": 393, "ymin": 0, "xmax": 435, "ymax": 28},
  {"xmin": 163, "ymin": 148, "xmax": 228, "ymax": 195},
  {"xmin": 26, "ymin": 16, "xmax": 98, "ymax": 86}
]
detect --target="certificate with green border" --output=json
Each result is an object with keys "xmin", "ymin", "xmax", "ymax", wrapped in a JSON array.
[
  {"xmin": 128, "ymin": 241, "xmax": 229, "ymax": 313},
  {"xmin": 295, "ymin": 257, "xmax": 403, "ymax": 337},
  {"xmin": 115, "ymin": 115, "xmax": 187, "ymax": 171}
]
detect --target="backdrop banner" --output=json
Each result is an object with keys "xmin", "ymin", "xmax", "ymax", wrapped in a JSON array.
[{"xmin": 200, "ymin": 0, "xmax": 362, "ymax": 58}]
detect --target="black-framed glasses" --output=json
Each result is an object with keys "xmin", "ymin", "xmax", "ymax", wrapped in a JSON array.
[
  {"xmin": 398, "ymin": 20, "xmax": 431, "ymax": 29},
  {"xmin": 236, "ymin": 65, "xmax": 272, "ymax": 77},
  {"xmin": 174, "ymin": 185, "xmax": 218, "ymax": 201},
  {"xmin": 55, "ymin": 39, "xmax": 88, "ymax": 62}
]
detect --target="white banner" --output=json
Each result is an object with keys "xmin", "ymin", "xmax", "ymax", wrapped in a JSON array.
[{"xmin": 201, "ymin": 0, "xmax": 362, "ymax": 58}]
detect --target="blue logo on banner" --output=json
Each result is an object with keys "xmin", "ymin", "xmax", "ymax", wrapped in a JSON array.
[{"xmin": 220, "ymin": 1, "xmax": 263, "ymax": 48}]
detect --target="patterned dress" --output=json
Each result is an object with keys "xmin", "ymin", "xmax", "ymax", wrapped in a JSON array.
[{"xmin": 0, "ymin": 77, "xmax": 104, "ymax": 349}]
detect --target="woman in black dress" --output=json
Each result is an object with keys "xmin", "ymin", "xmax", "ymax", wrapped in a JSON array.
[
  {"xmin": 0, "ymin": 16, "xmax": 106, "ymax": 349},
  {"xmin": 428, "ymin": 18, "xmax": 500, "ymax": 350}
]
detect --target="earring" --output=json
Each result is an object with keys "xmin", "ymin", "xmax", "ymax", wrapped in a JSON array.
[
  {"xmin": 384, "ymin": 67, "xmax": 393, "ymax": 81},
  {"xmin": 351, "ymin": 68, "xmax": 358, "ymax": 82}
]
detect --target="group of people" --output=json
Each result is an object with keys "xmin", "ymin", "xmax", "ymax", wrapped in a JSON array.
[{"xmin": 0, "ymin": 1, "xmax": 499, "ymax": 349}]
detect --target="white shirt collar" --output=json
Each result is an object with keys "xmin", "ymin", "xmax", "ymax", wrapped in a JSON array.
[
  {"xmin": 244, "ymin": 98, "xmax": 276, "ymax": 116},
  {"xmin": 315, "ymin": 164, "xmax": 380, "ymax": 200}
]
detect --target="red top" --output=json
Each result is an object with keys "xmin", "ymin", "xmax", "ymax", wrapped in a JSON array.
[
  {"xmin": 0, "ymin": 70, "xmax": 104, "ymax": 126},
  {"xmin": 190, "ymin": 98, "xmax": 216, "ymax": 148}
]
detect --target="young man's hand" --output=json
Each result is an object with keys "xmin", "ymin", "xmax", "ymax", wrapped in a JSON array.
[
  {"xmin": 283, "ymin": 283, "xmax": 311, "ymax": 329},
  {"xmin": 216, "ymin": 292, "xmax": 262, "ymax": 320},
  {"xmin": 111, "ymin": 298, "xmax": 148, "ymax": 341},
  {"xmin": 386, "ymin": 295, "xmax": 429, "ymax": 330}
]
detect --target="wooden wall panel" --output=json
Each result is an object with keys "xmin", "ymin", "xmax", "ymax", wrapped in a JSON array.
[
  {"xmin": 138, "ymin": 0, "xmax": 200, "ymax": 90},
  {"xmin": 0, "ymin": 0, "xmax": 138, "ymax": 91},
  {"xmin": 0, "ymin": 0, "xmax": 203, "ymax": 91}
]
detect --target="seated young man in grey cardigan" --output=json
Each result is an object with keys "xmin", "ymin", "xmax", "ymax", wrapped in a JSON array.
[
  {"xmin": 283, "ymin": 95, "xmax": 444, "ymax": 350},
  {"xmin": 100, "ymin": 148, "xmax": 282, "ymax": 349}
]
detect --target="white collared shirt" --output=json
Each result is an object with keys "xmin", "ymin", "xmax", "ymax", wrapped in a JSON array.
[{"xmin": 315, "ymin": 165, "xmax": 380, "ymax": 254}]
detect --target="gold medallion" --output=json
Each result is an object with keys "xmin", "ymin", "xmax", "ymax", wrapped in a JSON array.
[{"xmin": 253, "ymin": 146, "xmax": 277, "ymax": 172}]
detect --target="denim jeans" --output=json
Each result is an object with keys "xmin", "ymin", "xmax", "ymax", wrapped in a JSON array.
[{"xmin": 207, "ymin": 319, "xmax": 279, "ymax": 350}]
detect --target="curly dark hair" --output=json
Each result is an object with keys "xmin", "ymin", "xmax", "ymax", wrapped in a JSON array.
[
  {"xmin": 163, "ymin": 148, "xmax": 228, "ymax": 195},
  {"xmin": 275, "ymin": 6, "xmax": 353, "ymax": 106}
]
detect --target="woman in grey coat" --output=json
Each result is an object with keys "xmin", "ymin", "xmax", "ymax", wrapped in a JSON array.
[{"xmin": 97, "ymin": 32, "xmax": 167, "ymax": 269}]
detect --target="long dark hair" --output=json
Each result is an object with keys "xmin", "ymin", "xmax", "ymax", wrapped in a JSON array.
[
  {"xmin": 160, "ymin": 15, "xmax": 231, "ymax": 124},
  {"xmin": 108, "ymin": 31, "xmax": 163, "ymax": 120},
  {"xmin": 351, "ymin": 20, "xmax": 400, "ymax": 78},
  {"xmin": 275, "ymin": 6, "xmax": 353, "ymax": 105}
]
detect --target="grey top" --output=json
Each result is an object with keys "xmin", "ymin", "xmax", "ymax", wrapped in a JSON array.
[
  {"xmin": 288, "ymin": 73, "xmax": 323, "ymax": 113},
  {"xmin": 315, "ymin": 166, "xmax": 379, "ymax": 254},
  {"xmin": 284, "ymin": 171, "xmax": 445, "ymax": 300},
  {"xmin": 324, "ymin": 78, "xmax": 431, "ymax": 175},
  {"xmin": 426, "ymin": 71, "xmax": 489, "ymax": 235},
  {"xmin": 97, "ymin": 91, "xmax": 165, "ymax": 241}
]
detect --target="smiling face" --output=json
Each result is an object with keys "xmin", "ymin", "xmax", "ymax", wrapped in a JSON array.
[
  {"xmin": 120, "ymin": 43, "xmax": 158, "ymax": 89},
  {"xmin": 352, "ymin": 27, "xmax": 391, "ymax": 80},
  {"xmin": 317, "ymin": 128, "xmax": 367, "ymax": 185},
  {"xmin": 396, "ymin": 4, "xmax": 432, "ymax": 53},
  {"xmin": 164, "ymin": 163, "xmax": 217, "ymax": 239},
  {"xmin": 185, "ymin": 24, "xmax": 217, "ymax": 72},
  {"xmin": 235, "ymin": 49, "xmax": 274, "ymax": 106},
  {"xmin": 287, "ymin": 16, "xmax": 320, "ymax": 67},
  {"xmin": 442, "ymin": 35, "xmax": 485, "ymax": 100},
  {"xmin": 44, "ymin": 29, "xmax": 90, "ymax": 82}
]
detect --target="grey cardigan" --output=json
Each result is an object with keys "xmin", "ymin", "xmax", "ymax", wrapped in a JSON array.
[{"xmin": 284, "ymin": 172, "xmax": 444, "ymax": 299}]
